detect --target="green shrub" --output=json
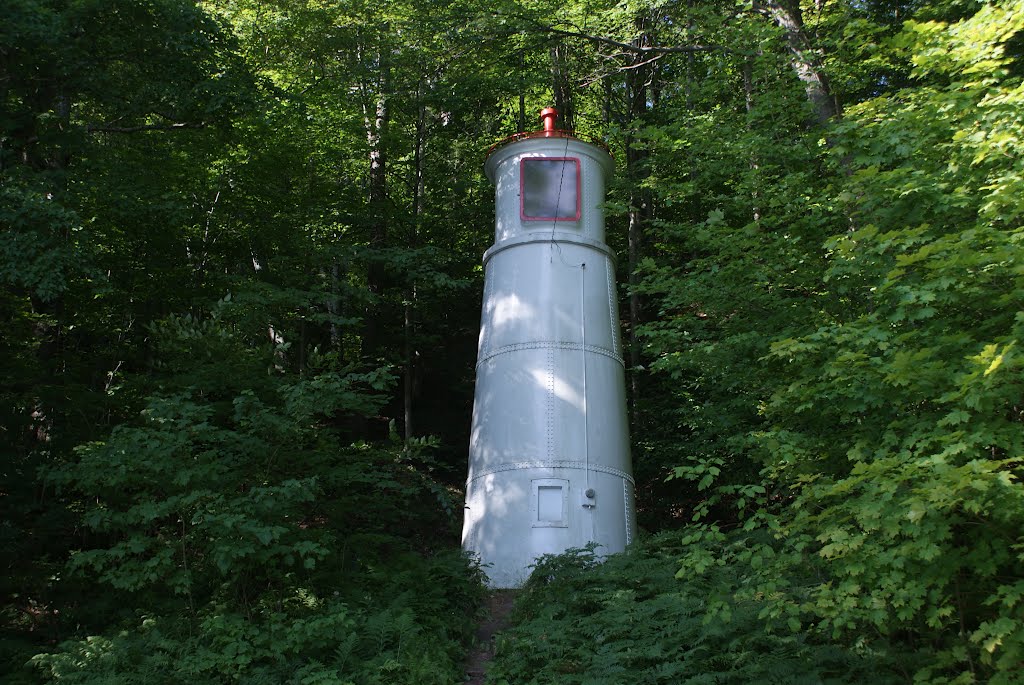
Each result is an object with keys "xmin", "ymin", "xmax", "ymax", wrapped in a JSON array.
[
  {"xmin": 487, "ymin": 534, "xmax": 907, "ymax": 685},
  {"xmin": 30, "ymin": 309, "xmax": 487, "ymax": 683}
]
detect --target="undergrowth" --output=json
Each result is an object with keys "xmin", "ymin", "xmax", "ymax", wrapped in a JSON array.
[
  {"xmin": 30, "ymin": 549, "xmax": 486, "ymax": 685},
  {"xmin": 486, "ymin": 533, "xmax": 911, "ymax": 685}
]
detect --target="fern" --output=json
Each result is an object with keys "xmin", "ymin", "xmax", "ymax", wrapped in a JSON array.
[{"xmin": 486, "ymin": 532, "xmax": 908, "ymax": 685}]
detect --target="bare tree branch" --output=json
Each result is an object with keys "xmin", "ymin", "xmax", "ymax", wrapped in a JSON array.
[
  {"xmin": 85, "ymin": 121, "xmax": 206, "ymax": 134},
  {"xmin": 539, "ymin": 22, "xmax": 743, "ymax": 57}
]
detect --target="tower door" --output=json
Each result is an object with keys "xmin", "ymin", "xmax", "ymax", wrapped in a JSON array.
[{"xmin": 532, "ymin": 478, "xmax": 569, "ymax": 528}]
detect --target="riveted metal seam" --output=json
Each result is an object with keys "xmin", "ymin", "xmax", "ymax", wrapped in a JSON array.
[
  {"xmin": 583, "ymin": 158, "xmax": 594, "ymax": 222},
  {"xmin": 467, "ymin": 460, "xmax": 635, "ymax": 486},
  {"xmin": 477, "ymin": 341, "xmax": 624, "ymax": 368},
  {"xmin": 624, "ymin": 480, "xmax": 634, "ymax": 546},
  {"xmin": 478, "ymin": 263, "xmax": 494, "ymax": 355},
  {"xmin": 483, "ymin": 233, "xmax": 617, "ymax": 267},
  {"xmin": 606, "ymin": 256, "xmax": 619, "ymax": 357},
  {"xmin": 546, "ymin": 347, "xmax": 554, "ymax": 460}
]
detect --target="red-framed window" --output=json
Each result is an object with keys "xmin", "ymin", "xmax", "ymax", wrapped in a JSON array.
[{"xmin": 520, "ymin": 157, "xmax": 581, "ymax": 222}]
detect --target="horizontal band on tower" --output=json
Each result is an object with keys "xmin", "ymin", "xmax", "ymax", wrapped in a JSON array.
[
  {"xmin": 477, "ymin": 340, "xmax": 624, "ymax": 368},
  {"xmin": 482, "ymin": 232, "xmax": 617, "ymax": 266},
  {"xmin": 467, "ymin": 460, "xmax": 635, "ymax": 486}
]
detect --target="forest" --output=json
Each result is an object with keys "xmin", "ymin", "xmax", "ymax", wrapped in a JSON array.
[{"xmin": 2, "ymin": 0, "xmax": 1023, "ymax": 682}]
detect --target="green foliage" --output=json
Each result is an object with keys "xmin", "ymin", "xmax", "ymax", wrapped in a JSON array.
[
  {"xmin": 30, "ymin": 305, "xmax": 485, "ymax": 682},
  {"xmin": 4, "ymin": 0, "xmax": 509, "ymax": 676},
  {"xmin": 0, "ymin": 183, "xmax": 86, "ymax": 302},
  {"xmin": 628, "ymin": 11, "xmax": 838, "ymax": 526},
  {"xmin": 623, "ymin": 2, "xmax": 1024, "ymax": 682},
  {"xmin": 487, "ymin": 536, "xmax": 906, "ymax": 685},
  {"xmin": 751, "ymin": 4, "xmax": 1024, "ymax": 682},
  {"xmin": 32, "ymin": 551, "xmax": 485, "ymax": 684},
  {"xmin": 5, "ymin": 0, "xmax": 1024, "ymax": 682}
]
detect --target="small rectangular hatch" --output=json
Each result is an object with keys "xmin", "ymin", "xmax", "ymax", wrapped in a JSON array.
[{"xmin": 532, "ymin": 478, "xmax": 569, "ymax": 527}]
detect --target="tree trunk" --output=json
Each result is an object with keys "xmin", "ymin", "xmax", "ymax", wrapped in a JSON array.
[
  {"xmin": 363, "ymin": 49, "xmax": 390, "ymax": 359},
  {"xmin": 404, "ymin": 84, "xmax": 427, "ymax": 444},
  {"xmin": 27, "ymin": 87, "xmax": 74, "ymax": 451},
  {"xmin": 325, "ymin": 260, "xmax": 344, "ymax": 358},
  {"xmin": 743, "ymin": 58, "xmax": 762, "ymax": 224},
  {"xmin": 550, "ymin": 44, "xmax": 575, "ymax": 131},
  {"xmin": 519, "ymin": 54, "xmax": 528, "ymax": 132},
  {"xmin": 759, "ymin": 0, "xmax": 839, "ymax": 125},
  {"xmin": 624, "ymin": 22, "xmax": 654, "ymax": 416}
]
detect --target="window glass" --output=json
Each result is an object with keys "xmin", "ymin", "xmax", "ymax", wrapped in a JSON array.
[{"xmin": 521, "ymin": 158, "xmax": 580, "ymax": 221}]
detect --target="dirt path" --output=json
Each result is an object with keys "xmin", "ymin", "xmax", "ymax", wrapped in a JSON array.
[{"xmin": 464, "ymin": 590, "xmax": 517, "ymax": 684}]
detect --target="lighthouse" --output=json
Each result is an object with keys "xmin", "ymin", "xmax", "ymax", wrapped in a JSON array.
[{"xmin": 462, "ymin": 109, "xmax": 636, "ymax": 588}]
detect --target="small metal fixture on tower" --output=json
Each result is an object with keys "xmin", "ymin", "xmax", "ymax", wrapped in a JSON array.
[{"xmin": 462, "ymin": 108, "xmax": 636, "ymax": 588}]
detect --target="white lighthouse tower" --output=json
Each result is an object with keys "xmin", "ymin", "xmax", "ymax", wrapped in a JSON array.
[{"xmin": 462, "ymin": 109, "xmax": 636, "ymax": 588}]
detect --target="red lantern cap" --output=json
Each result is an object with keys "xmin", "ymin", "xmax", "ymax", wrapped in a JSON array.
[
  {"xmin": 485, "ymin": 105, "xmax": 610, "ymax": 158},
  {"xmin": 540, "ymin": 107, "xmax": 558, "ymax": 133}
]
